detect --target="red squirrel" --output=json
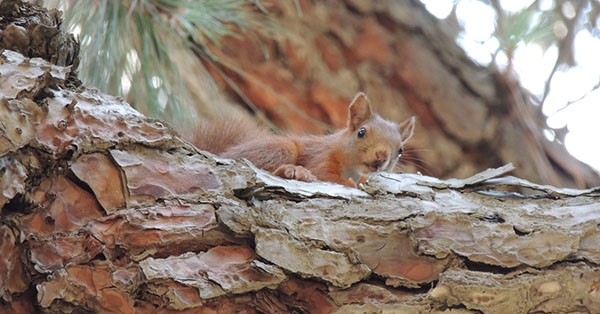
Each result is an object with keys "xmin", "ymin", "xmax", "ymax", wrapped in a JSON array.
[{"xmin": 192, "ymin": 92, "xmax": 415, "ymax": 187}]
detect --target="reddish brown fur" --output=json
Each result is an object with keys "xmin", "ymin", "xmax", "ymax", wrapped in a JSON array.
[
  {"xmin": 192, "ymin": 93, "xmax": 415, "ymax": 187},
  {"xmin": 190, "ymin": 116, "xmax": 268, "ymax": 155}
]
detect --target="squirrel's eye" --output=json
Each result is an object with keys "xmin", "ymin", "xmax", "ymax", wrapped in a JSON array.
[
  {"xmin": 398, "ymin": 147, "xmax": 404, "ymax": 156},
  {"xmin": 357, "ymin": 127, "xmax": 366, "ymax": 138}
]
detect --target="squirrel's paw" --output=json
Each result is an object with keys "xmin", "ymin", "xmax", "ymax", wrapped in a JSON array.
[
  {"xmin": 348, "ymin": 175, "xmax": 368, "ymax": 188},
  {"xmin": 273, "ymin": 164, "xmax": 318, "ymax": 182}
]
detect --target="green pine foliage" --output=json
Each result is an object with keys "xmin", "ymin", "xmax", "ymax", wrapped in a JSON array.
[{"xmin": 48, "ymin": 0, "xmax": 273, "ymax": 125}]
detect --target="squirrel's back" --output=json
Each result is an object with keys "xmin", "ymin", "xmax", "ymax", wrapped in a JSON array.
[{"xmin": 189, "ymin": 116, "xmax": 268, "ymax": 155}]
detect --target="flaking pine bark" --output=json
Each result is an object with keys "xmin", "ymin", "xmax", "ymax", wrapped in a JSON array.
[{"xmin": 2, "ymin": 1, "xmax": 600, "ymax": 313}]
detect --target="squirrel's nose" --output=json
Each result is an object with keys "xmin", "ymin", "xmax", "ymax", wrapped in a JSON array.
[
  {"xmin": 375, "ymin": 151, "xmax": 388, "ymax": 163},
  {"xmin": 373, "ymin": 151, "xmax": 389, "ymax": 169}
]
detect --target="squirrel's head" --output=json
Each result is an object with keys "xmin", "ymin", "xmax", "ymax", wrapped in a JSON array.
[{"xmin": 343, "ymin": 92, "xmax": 415, "ymax": 182}]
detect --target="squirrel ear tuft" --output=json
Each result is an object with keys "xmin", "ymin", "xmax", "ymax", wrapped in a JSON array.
[
  {"xmin": 347, "ymin": 92, "xmax": 374, "ymax": 130},
  {"xmin": 398, "ymin": 116, "xmax": 416, "ymax": 145}
]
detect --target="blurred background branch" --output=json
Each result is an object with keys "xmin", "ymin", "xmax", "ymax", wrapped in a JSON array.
[{"xmin": 422, "ymin": 0, "xmax": 600, "ymax": 172}]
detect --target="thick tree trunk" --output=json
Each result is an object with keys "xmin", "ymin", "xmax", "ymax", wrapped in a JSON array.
[{"xmin": 2, "ymin": 1, "xmax": 600, "ymax": 314}]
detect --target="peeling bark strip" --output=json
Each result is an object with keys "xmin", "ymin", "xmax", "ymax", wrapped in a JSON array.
[{"xmin": 1, "ymin": 48, "xmax": 600, "ymax": 314}]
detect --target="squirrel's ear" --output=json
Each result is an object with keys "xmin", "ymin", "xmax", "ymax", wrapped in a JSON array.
[
  {"xmin": 398, "ymin": 116, "xmax": 416, "ymax": 145},
  {"xmin": 347, "ymin": 92, "xmax": 374, "ymax": 130}
]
